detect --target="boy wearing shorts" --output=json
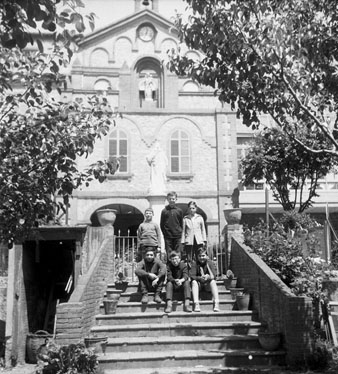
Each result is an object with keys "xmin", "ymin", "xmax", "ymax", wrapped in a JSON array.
[{"xmin": 190, "ymin": 247, "xmax": 220, "ymax": 312}]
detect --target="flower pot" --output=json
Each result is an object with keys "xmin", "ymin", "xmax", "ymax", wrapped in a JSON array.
[
  {"xmin": 103, "ymin": 299, "xmax": 119, "ymax": 314},
  {"xmin": 223, "ymin": 208, "xmax": 242, "ymax": 225},
  {"xmin": 223, "ymin": 277, "xmax": 238, "ymax": 290},
  {"xmin": 84, "ymin": 336, "xmax": 108, "ymax": 354},
  {"xmin": 236, "ymin": 293, "xmax": 250, "ymax": 310},
  {"xmin": 229, "ymin": 287, "xmax": 244, "ymax": 300},
  {"xmin": 115, "ymin": 281, "xmax": 129, "ymax": 293},
  {"xmin": 258, "ymin": 332, "xmax": 281, "ymax": 351},
  {"xmin": 106, "ymin": 289, "xmax": 122, "ymax": 300},
  {"xmin": 96, "ymin": 208, "xmax": 117, "ymax": 226}
]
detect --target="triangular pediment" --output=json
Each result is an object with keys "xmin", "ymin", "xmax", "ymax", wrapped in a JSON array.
[{"xmin": 79, "ymin": 9, "xmax": 178, "ymax": 49}]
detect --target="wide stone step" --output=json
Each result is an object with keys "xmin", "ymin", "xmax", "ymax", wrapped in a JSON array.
[
  {"xmin": 103, "ymin": 365, "xmax": 287, "ymax": 374},
  {"xmin": 90, "ymin": 321, "xmax": 262, "ymax": 338},
  {"xmin": 104, "ymin": 335, "xmax": 261, "ymax": 353},
  {"xmin": 96, "ymin": 310, "xmax": 254, "ymax": 326},
  {"xmin": 117, "ymin": 289, "xmax": 232, "ymax": 303},
  {"xmin": 100, "ymin": 299, "xmax": 235, "ymax": 313},
  {"xmin": 98, "ymin": 349, "xmax": 286, "ymax": 370},
  {"xmin": 107, "ymin": 280, "xmax": 227, "ymax": 294}
]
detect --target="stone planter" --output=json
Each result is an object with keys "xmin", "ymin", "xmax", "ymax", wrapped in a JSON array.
[
  {"xmin": 106, "ymin": 289, "xmax": 123, "ymax": 300},
  {"xmin": 223, "ymin": 208, "xmax": 242, "ymax": 225},
  {"xmin": 229, "ymin": 287, "xmax": 244, "ymax": 300},
  {"xmin": 258, "ymin": 332, "xmax": 281, "ymax": 351},
  {"xmin": 236, "ymin": 293, "xmax": 250, "ymax": 310},
  {"xmin": 223, "ymin": 277, "xmax": 238, "ymax": 290},
  {"xmin": 84, "ymin": 336, "xmax": 108, "ymax": 354},
  {"xmin": 115, "ymin": 281, "xmax": 129, "ymax": 293},
  {"xmin": 103, "ymin": 299, "xmax": 119, "ymax": 314},
  {"xmin": 96, "ymin": 208, "xmax": 117, "ymax": 226}
]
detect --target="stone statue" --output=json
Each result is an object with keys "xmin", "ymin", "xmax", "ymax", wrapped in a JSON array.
[
  {"xmin": 146, "ymin": 141, "xmax": 168, "ymax": 194},
  {"xmin": 231, "ymin": 187, "xmax": 240, "ymax": 208},
  {"xmin": 139, "ymin": 73, "xmax": 157, "ymax": 101}
]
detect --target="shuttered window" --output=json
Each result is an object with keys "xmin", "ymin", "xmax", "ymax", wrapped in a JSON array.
[
  {"xmin": 170, "ymin": 130, "xmax": 190, "ymax": 173},
  {"xmin": 109, "ymin": 130, "xmax": 128, "ymax": 172}
]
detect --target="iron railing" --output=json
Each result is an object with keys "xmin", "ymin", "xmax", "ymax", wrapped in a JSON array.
[{"xmin": 114, "ymin": 233, "xmax": 226, "ymax": 281}]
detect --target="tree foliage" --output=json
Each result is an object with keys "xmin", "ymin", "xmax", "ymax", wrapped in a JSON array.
[
  {"xmin": 0, "ymin": 1, "xmax": 118, "ymax": 244},
  {"xmin": 169, "ymin": 0, "xmax": 338, "ymax": 157},
  {"xmin": 241, "ymin": 127, "xmax": 335, "ymax": 212}
]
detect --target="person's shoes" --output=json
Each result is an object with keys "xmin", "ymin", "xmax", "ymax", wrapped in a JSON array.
[
  {"xmin": 141, "ymin": 294, "xmax": 148, "ymax": 304},
  {"xmin": 184, "ymin": 300, "xmax": 192, "ymax": 313},
  {"xmin": 213, "ymin": 301, "xmax": 220, "ymax": 312},
  {"xmin": 194, "ymin": 303, "xmax": 201, "ymax": 312},
  {"xmin": 154, "ymin": 294, "xmax": 162, "ymax": 303},
  {"xmin": 165, "ymin": 300, "xmax": 172, "ymax": 313}
]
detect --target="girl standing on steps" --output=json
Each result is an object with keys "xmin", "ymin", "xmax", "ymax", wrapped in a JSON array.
[{"xmin": 181, "ymin": 201, "xmax": 207, "ymax": 267}]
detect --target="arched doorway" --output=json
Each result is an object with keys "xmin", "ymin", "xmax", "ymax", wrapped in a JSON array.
[{"xmin": 90, "ymin": 204, "xmax": 144, "ymax": 235}]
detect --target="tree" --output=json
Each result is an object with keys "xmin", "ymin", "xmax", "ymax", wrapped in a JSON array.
[
  {"xmin": 168, "ymin": 0, "xmax": 338, "ymax": 157},
  {"xmin": 0, "ymin": 1, "xmax": 119, "ymax": 244},
  {"xmin": 240, "ymin": 127, "xmax": 335, "ymax": 212}
]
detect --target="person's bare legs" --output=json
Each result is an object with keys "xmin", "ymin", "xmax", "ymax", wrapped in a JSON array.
[
  {"xmin": 191, "ymin": 280, "xmax": 201, "ymax": 312},
  {"xmin": 210, "ymin": 279, "xmax": 220, "ymax": 312}
]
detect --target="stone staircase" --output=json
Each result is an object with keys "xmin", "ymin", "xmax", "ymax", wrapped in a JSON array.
[{"xmin": 89, "ymin": 281, "xmax": 286, "ymax": 374}]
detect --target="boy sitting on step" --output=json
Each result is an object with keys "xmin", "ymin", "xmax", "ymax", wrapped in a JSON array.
[
  {"xmin": 165, "ymin": 251, "xmax": 192, "ymax": 313},
  {"xmin": 135, "ymin": 248, "xmax": 166, "ymax": 304},
  {"xmin": 190, "ymin": 247, "xmax": 220, "ymax": 312}
]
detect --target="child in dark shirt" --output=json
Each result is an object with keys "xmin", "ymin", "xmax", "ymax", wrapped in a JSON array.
[
  {"xmin": 160, "ymin": 191, "xmax": 183, "ymax": 260},
  {"xmin": 165, "ymin": 251, "xmax": 192, "ymax": 313},
  {"xmin": 190, "ymin": 247, "xmax": 220, "ymax": 312},
  {"xmin": 135, "ymin": 248, "xmax": 166, "ymax": 304}
]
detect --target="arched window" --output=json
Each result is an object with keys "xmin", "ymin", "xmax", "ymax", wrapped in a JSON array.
[
  {"xmin": 109, "ymin": 130, "xmax": 128, "ymax": 172},
  {"xmin": 170, "ymin": 130, "xmax": 190, "ymax": 173}
]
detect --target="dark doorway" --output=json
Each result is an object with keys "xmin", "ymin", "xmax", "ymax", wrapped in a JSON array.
[{"xmin": 23, "ymin": 240, "xmax": 75, "ymax": 334}]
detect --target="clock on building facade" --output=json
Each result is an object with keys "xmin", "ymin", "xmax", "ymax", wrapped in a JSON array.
[{"xmin": 138, "ymin": 25, "xmax": 155, "ymax": 41}]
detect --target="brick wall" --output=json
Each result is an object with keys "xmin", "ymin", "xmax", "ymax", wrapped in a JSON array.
[
  {"xmin": 230, "ymin": 236, "xmax": 314, "ymax": 366},
  {"xmin": 55, "ymin": 227, "xmax": 115, "ymax": 345}
]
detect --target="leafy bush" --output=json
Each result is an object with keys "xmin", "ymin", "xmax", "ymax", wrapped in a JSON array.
[
  {"xmin": 244, "ymin": 213, "xmax": 336, "ymax": 300},
  {"xmin": 36, "ymin": 341, "xmax": 98, "ymax": 374}
]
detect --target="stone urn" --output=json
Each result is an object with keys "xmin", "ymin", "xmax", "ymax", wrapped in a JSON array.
[
  {"xmin": 96, "ymin": 208, "xmax": 117, "ymax": 226},
  {"xmin": 223, "ymin": 208, "xmax": 242, "ymax": 225},
  {"xmin": 258, "ymin": 332, "xmax": 281, "ymax": 351}
]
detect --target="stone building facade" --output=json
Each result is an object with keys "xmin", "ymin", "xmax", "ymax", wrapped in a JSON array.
[{"xmin": 66, "ymin": 0, "xmax": 338, "ymax": 239}]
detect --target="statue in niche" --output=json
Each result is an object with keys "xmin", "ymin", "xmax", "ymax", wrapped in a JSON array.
[
  {"xmin": 139, "ymin": 73, "xmax": 157, "ymax": 101},
  {"xmin": 146, "ymin": 141, "xmax": 168, "ymax": 194}
]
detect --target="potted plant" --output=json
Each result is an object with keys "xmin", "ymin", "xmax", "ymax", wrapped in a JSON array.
[
  {"xmin": 84, "ymin": 334, "xmax": 108, "ymax": 354},
  {"xmin": 223, "ymin": 269, "xmax": 238, "ymax": 290},
  {"xmin": 258, "ymin": 329, "xmax": 281, "ymax": 351},
  {"xmin": 103, "ymin": 298, "xmax": 119, "ymax": 314},
  {"xmin": 115, "ymin": 271, "xmax": 129, "ymax": 292},
  {"xmin": 228, "ymin": 287, "xmax": 244, "ymax": 300},
  {"xmin": 36, "ymin": 341, "xmax": 99, "ymax": 373},
  {"xmin": 235, "ymin": 291, "xmax": 250, "ymax": 310},
  {"xmin": 106, "ymin": 289, "xmax": 123, "ymax": 300}
]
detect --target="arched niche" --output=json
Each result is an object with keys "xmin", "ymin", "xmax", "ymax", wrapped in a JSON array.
[{"xmin": 135, "ymin": 57, "xmax": 164, "ymax": 108}]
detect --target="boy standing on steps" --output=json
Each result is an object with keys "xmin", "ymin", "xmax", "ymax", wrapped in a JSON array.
[
  {"xmin": 135, "ymin": 248, "xmax": 166, "ymax": 304},
  {"xmin": 190, "ymin": 247, "xmax": 220, "ymax": 312},
  {"xmin": 165, "ymin": 251, "xmax": 192, "ymax": 313},
  {"xmin": 136, "ymin": 208, "xmax": 161, "ymax": 262},
  {"xmin": 160, "ymin": 191, "xmax": 183, "ymax": 261}
]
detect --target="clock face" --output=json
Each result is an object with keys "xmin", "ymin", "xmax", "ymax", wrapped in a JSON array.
[{"xmin": 138, "ymin": 26, "xmax": 155, "ymax": 42}]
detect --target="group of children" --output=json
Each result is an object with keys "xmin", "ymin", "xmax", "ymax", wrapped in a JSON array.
[{"xmin": 135, "ymin": 191, "xmax": 220, "ymax": 313}]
